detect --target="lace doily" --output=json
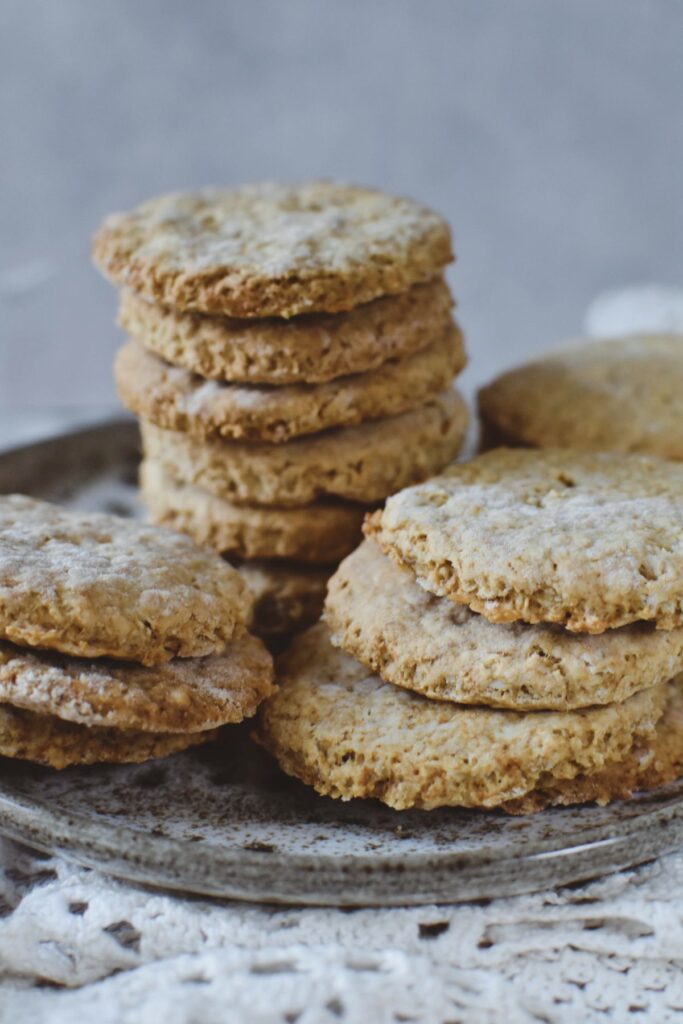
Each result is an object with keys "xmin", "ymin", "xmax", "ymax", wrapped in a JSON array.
[{"xmin": 1, "ymin": 837, "xmax": 683, "ymax": 1022}]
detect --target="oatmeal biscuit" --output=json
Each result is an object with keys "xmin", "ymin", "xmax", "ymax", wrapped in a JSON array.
[{"xmin": 93, "ymin": 181, "xmax": 453, "ymax": 318}]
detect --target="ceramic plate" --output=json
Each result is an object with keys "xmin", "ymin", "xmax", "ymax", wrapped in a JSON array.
[{"xmin": 0, "ymin": 420, "xmax": 681, "ymax": 907}]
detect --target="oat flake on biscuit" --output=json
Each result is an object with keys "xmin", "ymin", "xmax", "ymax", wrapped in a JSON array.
[
  {"xmin": 326, "ymin": 540, "xmax": 683, "ymax": 710},
  {"xmin": 0, "ymin": 494, "xmax": 249, "ymax": 665},
  {"xmin": 366, "ymin": 447, "xmax": 683, "ymax": 633},
  {"xmin": 93, "ymin": 181, "xmax": 453, "ymax": 318},
  {"xmin": 256, "ymin": 624, "xmax": 679, "ymax": 812}
]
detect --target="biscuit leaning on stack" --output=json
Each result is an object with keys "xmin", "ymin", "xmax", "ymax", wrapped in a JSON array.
[
  {"xmin": 93, "ymin": 181, "xmax": 468, "ymax": 646},
  {"xmin": 478, "ymin": 332, "xmax": 683, "ymax": 456},
  {"xmin": 257, "ymin": 449, "xmax": 683, "ymax": 812},
  {"xmin": 0, "ymin": 495, "xmax": 273, "ymax": 769}
]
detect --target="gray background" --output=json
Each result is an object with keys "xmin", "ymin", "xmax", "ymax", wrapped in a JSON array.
[{"xmin": 1, "ymin": 0, "xmax": 681, "ymax": 410}]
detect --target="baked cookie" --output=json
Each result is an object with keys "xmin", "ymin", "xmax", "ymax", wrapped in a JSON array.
[
  {"xmin": 116, "ymin": 326, "xmax": 465, "ymax": 443},
  {"xmin": 239, "ymin": 561, "xmax": 328, "ymax": 644},
  {"xmin": 118, "ymin": 279, "xmax": 455, "ymax": 385},
  {"xmin": 256, "ymin": 624, "xmax": 678, "ymax": 812},
  {"xmin": 479, "ymin": 334, "xmax": 683, "ymax": 459},
  {"xmin": 93, "ymin": 181, "xmax": 453, "ymax": 318},
  {"xmin": 0, "ymin": 704, "xmax": 214, "ymax": 770},
  {"xmin": 140, "ymin": 389, "xmax": 468, "ymax": 507},
  {"xmin": 141, "ymin": 461, "xmax": 365, "ymax": 563},
  {"xmin": 326, "ymin": 541, "xmax": 683, "ymax": 710},
  {"xmin": 0, "ymin": 632, "xmax": 273, "ymax": 733},
  {"xmin": 366, "ymin": 448, "xmax": 683, "ymax": 633},
  {"xmin": 0, "ymin": 495, "xmax": 249, "ymax": 665}
]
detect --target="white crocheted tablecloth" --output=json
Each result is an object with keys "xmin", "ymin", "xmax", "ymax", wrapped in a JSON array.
[
  {"xmin": 2, "ymin": 287, "xmax": 683, "ymax": 1023},
  {"xmin": 1, "ymin": 838, "xmax": 683, "ymax": 1022}
]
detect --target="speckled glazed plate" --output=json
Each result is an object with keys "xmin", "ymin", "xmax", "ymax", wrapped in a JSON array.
[{"xmin": 0, "ymin": 420, "xmax": 682, "ymax": 907}]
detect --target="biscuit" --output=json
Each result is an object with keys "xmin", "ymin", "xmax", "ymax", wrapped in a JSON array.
[
  {"xmin": 116, "ymin": 327, "xmax": 465, "ymax": 443},
  {"xmin": 141, "ymin": 461, "xmax": 365, "ymax": 563},
  {"xmin": 118, "ymin": 279, "xmax": 455, "ymax": 385},
  {"xmin": 92, "ymin": 181, "xmax": 453, "ymax": 318},
  {"xmin": 140, "ymin": 389, "xmax": 468, "ymax": 507},
  {"xmin": 0, "ymin": 632, "xmax": 273, "ymax": 733},
  {"xmin": 239, "ymin": 561, "xmax": 328, "ymax": 643},
  {"xmin": 325, "ymin": 541, "xmax": 683, "ymax": 710},
  {"xmin": 366, "ymin": 448, "xmax": 683, "ymax": 633},
  {"xmin": 256, "ymin": 624, "xmax": 676, "ymax": 812},
  {"xmin": 0, "ymin": 495, "xmax": 249, "ymax": 665},
  {"xmin": 0, "ymin": 704, "xmax": 215, "ymax": 770},
  {"xmin": 479, "ymin": 334, "xmax": 683, "ymax": 459}
]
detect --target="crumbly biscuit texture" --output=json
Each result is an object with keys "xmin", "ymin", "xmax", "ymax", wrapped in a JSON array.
[
  {"xmin": 116, "ymin": 326, "xmax": 465, "ymax": 443},
  {"xmin": 479, "ymin": 334, "xmax": 683, "ymax": 459},
  {"xmin": 366, "ymin": 448, "xmax": 683, "ymax": 633},
  {"xmin": 505, "ymin": 683, "xmax": 683, "ymax": 813},
  {"xmin": 0, "ymin": 633, "xmax": 273, "ymax": 733},
  {"xmin": 93, "ymin": 181, "xmax": 453, "ymax": 318},
  {"xmin": 325, "ymin": 541, "xmax": 683, "ymax": 710},
  {"xmin": 0, "ymin": 494, "xmax": 249, "ymax": 665},
  {"xmin": 0, "ymin": 704, "xmax": 215, "ymax": 770},
  {"xmin": 140, "ymin": 389, "xmax": 468, "ymax": 507},
  {"xmin": 141, "ymin": 461, "xmax": 365, "ymax": 564},
  {"xmin": 256, "ymin": 624, "xmax": 673, "ymax": 811},
  {"xmin": 239, "ymin": 561, "xmax": 329, "ymax": 643},
  {"xmin": 119, "ymin": 279, "xmax": 455, "ymax": 385}
]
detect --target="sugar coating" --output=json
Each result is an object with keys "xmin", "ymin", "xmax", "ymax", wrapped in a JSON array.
[
  {"xmin": 0, "ymin": 494, "xmax": 248, "ymax": 665},
  {"xmin": 93, "ymin": 181, "xmax": 453, "ymax": 318},
  {"xmin": 479, "ymin": 333, "xmax": 683, "ymax": 458},
  {"xmin": 116, "ymin": 326, "xmax": 465, "ymax": 443},
  {"xmin": 118, "ymin": 279, "xmax": 455, "ymax": 385},
  {"xmin": 0, "ymin": 632, "xmax": 273, "ymax": 733},
  {"xmin": 140, "ymin": 461, "xmax": 365, "ymax": 564},
  {"xmin": 256, "ymin": 624, "xmax": 675, "ymax": 812},
  {"xmin": 0, "ymin": 703, "xmax": 214, "ymax": 770},
  {"xmin": 140, "ymin": 389, "xmax": 468, "ymax": 507},
  {"xmin": 326, "ymin": 541, "xmax": 683, "ymax": 710},
  {"xmin": 367, "ymin": 448, "xmax": 683, "ymax": 633}
]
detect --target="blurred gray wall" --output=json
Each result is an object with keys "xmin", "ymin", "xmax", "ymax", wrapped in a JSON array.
[{"xmin": 1, "ymin": 0, "xmax": 681, "ymax": 409}]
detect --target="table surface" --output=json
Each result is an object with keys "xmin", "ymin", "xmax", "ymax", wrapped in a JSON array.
[{"xmin": 3, "ymin": 279, "xmax": 683, "ymax": 1023}]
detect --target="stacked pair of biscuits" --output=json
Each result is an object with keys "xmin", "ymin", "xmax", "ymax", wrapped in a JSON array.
[
  {"xmin": 93, "ymin": 181, "xmax": 469, "ymax": 646},
  {"xmin": 258, "ymin": 449, "xmax": 683, "ymax": 813},
  {"xmin": 0, "ymin": 495, "xmax": 273, "ymax": 769}
]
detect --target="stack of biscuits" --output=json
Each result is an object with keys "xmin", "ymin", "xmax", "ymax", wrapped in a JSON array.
[
  {"xmin": 93, "ymin": 181, "xmax": 468, "ymax": 647},
  {"xmin": 0, "ymin": 495, "xmax": 273, "ymax": 769},
  {"xmin": 258, "ymin": 448, "xmax": 683, "ymax": 813}
]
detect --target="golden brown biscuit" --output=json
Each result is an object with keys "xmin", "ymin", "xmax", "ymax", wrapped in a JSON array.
[
  {"xmin": 115, "ymin": 327, "xmax": 465, "ymax": 443},
  {"xmin": 141, "ymin": 461, "xmax": 366, "ymax": 563},
  {"xmin": 118, "ymin": 279, "xmax": 455, "ymax": 385},
  {"xmin": 256, "ymin": 624, "xmax": 678, "ymax": 812},
  {"xmin": 140, "ymin": 389, "xmax": 468, "ymax": 507},
  {"xmin": 0, "ymin": 494, "xmax": 249, "ymax": 665},
  {"xmin": 0, "ymin": 703, "xmax": 215, "ymax": 770},
  {"xmin": 325, "ymin": 540, "xmax": 683, "ymax": 710},
  {"xmin": 93, "ymin": 181, "xmax": 453, "ymax": 318},
  {"xmin": 0, "ymin": 632, "xmax": 273, "ymax": 733},
  {"xmin": 367, "ymin": 448, "xmax": 683, "ymax": 633},
  {"xmin": 479, "ymin": 334, "xmax": 683, "ymax": 459}
]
